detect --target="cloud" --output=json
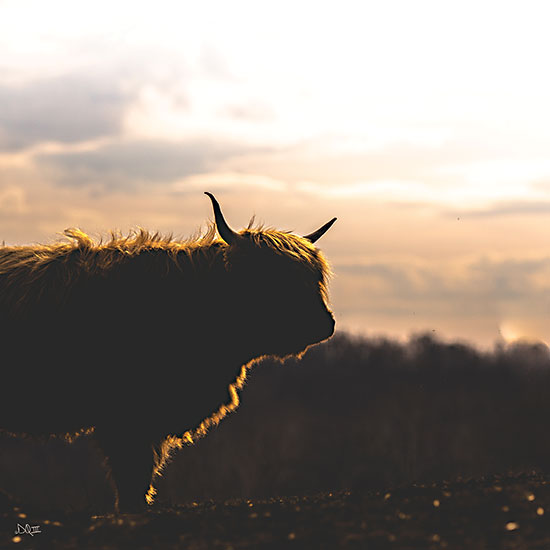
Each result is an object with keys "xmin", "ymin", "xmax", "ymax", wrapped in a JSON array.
[
  {"xmin": 333, "ymin": 255, "xmax": 550, "ymax": 348},
  {"xmin": 173, "ymin": 172, "xmax": 287, "ymax": 194},
  {"xmin": 470, "ymin": 257, "xmax": 550, "ymax": 297},
  {"xmin": 448, "ymin": 200, "xmax": 550, "ymax": 218},
  {"xmin": 0, "ymin": 75, "xmax": 129, "ymax": 151},
  {"xmin": 36, "ymin": 139, "xmax": 268, "ymax": 190},
  {"xmin": 233, "ymin": 138, "xmax": 507, "ymax": 191},
  {"xmin": 335, "ymin": 256, "xmax": 550, "ymax": 316}
]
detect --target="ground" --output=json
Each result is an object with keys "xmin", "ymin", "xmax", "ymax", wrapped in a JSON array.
[{"xmin": 1, "ymin": 472, "xmax": 550, "ymax": 549}]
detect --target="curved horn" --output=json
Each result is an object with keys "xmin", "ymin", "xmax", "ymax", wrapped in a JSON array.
[
  {"xmin": 303, "ymin": 217, "xmax": 337, "ymax": 243},
  {"xmin": 204, "ymin": 192, "xmax": 239, "ymax": 245}
]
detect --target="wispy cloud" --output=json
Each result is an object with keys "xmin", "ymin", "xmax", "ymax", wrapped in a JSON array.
[
  {"xmin": 36, "ymin": 139, "xmax": 268, "ymax": 190},
  {"xmin": 334, "ymin": 256, "xmax": 550, "ymax": 346},
  {"xmin": 0, "ymin": 75, "xmax": 130, "ymax": 151},
  {"xmin": 448, "ymin": 200, "xmax": 550, "ymax": 218}
]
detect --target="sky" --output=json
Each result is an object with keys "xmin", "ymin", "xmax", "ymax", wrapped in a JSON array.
[{"xmin": 0, "ymin": 0, "xmax": 549, "ymax": 349}]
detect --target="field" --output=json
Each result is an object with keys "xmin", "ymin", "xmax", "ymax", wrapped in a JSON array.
[{"xmin": 2, "ymin": 472, "xmax": 550, "ymax": 549}]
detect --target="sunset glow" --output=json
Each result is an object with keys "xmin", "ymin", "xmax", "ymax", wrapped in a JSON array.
[{"xmin": 1, "ymin": 0, "xmax": 549, "ymax": 348}]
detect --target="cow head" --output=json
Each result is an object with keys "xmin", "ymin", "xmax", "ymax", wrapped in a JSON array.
[{"xmin": 205, "ymin": 192, "xmax": 336, "ymax": 358}]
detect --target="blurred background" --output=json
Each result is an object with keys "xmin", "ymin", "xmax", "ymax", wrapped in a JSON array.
[
  {"xmin": 2, "ymin": 333, "xmax": 550, "ymax": 511},
  {"xmin": 1, "ymin": 0, "xmax": 550, "ymax": 513},
  {"xmin": 1, "ymin": 0, "xmax": 549, "ymax": 349}
]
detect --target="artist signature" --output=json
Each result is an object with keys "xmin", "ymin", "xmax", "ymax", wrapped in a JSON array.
[{"xmin": 14, "ymin": 523, "xmax": 41, "ymax": 536}]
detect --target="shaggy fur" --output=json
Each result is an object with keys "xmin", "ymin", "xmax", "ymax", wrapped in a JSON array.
[{"xmin": 0, "ymin": 207, "xmax": 335, "ymax": 512}]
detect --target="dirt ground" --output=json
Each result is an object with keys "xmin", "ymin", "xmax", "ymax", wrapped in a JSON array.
[{"xmin": 2, "ymin": 471, "xmax": 550, "ymax": 549}]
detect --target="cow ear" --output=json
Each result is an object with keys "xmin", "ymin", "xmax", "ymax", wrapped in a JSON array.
[
  {"xmin": 303, "ymin": 218, "xmax": 337, "ymax": 243},
  {"xmin": 205, "ymin": 192, "xmax": 241, "ymax": 245}
]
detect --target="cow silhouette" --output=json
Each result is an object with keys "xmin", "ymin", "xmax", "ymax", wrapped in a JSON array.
[{"xmin": 0, "ymin": 193, "xmax": 336, "ymax": 512}]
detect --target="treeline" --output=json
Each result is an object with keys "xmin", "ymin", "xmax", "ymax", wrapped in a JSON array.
[
  {"xmin": 1, "ymin": 332, "xmax": 549, "ymax": 511},
  {"xmin": 159, "ymin": 332, "xmax": 550, "ymax": 503}
]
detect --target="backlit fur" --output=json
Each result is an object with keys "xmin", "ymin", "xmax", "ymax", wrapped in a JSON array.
[{"xmin": 0, "ymin": 214, "xmax": 334, "ymax": 512}]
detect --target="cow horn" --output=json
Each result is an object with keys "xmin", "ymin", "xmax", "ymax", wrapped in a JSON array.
[
  {"xmin": 205, "ymin": 192, "xmax": 239, "ymax": 245},
  {"xmin": 303, "ymin": 217, "xmax": 337, "ymax": 243}
]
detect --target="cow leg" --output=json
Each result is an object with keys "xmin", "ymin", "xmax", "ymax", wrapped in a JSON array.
[{"xmin": 94, "ymin": 428, "xmax": 155, "ymax": 513}]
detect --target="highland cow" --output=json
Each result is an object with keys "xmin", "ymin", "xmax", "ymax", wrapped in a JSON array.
[{"xmin": 0, "ymin": 193, "xmax": 336, "ymax": 512}]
